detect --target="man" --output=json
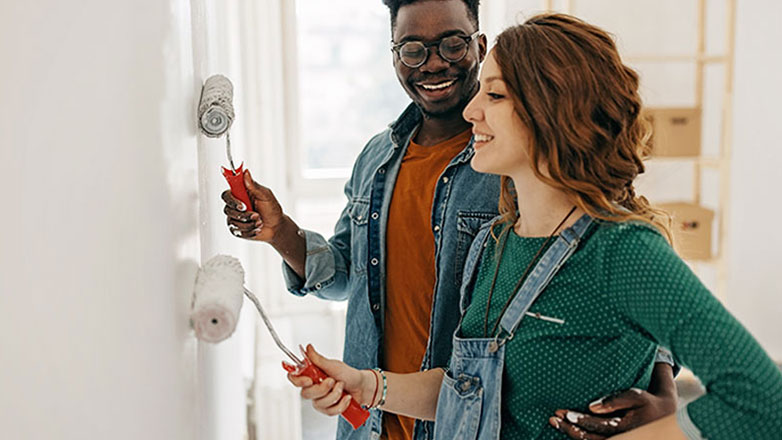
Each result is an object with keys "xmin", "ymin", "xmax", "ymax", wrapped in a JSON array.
[{"xmin": 223, "ymin": 1, "xmax": 677, "ymax": 439}]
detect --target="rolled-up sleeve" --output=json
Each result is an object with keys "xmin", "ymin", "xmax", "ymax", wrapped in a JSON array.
[{"xmin": 282, "ymin": 178, "xmax": 355, "ymax": 301}]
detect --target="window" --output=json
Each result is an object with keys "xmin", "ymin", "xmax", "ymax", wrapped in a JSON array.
[
  {"xmin": 284, "ymin": 2, "xmax": 410, "ymax": 438},
  {"xmin": 294, "ymin": 0, "xmax": 408, "ymax": 177}
]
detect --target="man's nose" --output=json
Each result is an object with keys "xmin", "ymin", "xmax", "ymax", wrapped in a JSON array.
[{"xmin": 419, "ymin": 47, "xmax": 450, "ymax": 73}]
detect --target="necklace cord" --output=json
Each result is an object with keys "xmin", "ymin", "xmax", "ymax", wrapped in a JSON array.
[{"xmin": 483, "ymin": 206, "xmax": 578, "ymax": 338}]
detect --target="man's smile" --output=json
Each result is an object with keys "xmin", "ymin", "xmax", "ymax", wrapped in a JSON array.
[{"xmin": 414, "ymin": 78, "xmax": 459, "ymax": 101}]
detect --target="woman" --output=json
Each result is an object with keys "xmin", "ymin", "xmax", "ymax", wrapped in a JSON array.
[{"xmin": 288, "ymin": 13, "xmax": 782, "ymax": 439}]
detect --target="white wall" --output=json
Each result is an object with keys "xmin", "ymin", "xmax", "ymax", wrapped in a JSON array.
[
  {"xmin": 727, "ymin": 0, "xmax": 782, "ymax": 360},
  {"xmin": 0, "ymin": 0, "xmax": 211, "ymax": 438}
]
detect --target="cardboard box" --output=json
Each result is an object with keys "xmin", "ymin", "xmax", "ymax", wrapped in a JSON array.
[
  {"xmin": 658, "ymin": 202, "xmax": 715, "ymax": 261},
  {"xmin": 643, "ymin": 108, "xmax": 702, "ymax": 157}
]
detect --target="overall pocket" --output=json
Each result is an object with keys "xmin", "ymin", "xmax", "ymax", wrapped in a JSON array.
[{"xmin": 434, "ymin": 372, "xmax": 483, "ymax": 440}]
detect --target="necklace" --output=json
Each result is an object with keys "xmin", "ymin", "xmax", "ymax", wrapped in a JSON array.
[{"xmin": 483, "ymin": 206, "xmax": 578, "ymax": 338}]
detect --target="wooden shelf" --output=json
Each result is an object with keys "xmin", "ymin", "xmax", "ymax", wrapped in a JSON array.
[
  {"xmin": 646, "ymin": 156, "xmax": 722, "ymax": 168},
  {"xmin": 625, "ymin": 54, "xmax": 727, "ymax": 64}
]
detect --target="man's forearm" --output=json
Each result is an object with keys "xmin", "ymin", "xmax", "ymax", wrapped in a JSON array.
[
  {"xmin": 609, "ymin": 414, "xmax": 686, "ymax": 440},
  {"xmin": 270, "ymin": 215, "xmax": 307, "ymax": 278}
]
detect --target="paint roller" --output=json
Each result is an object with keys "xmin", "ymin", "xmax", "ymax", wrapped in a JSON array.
[
  {"xmin": 191, "ymin": 255, "xmax": 370, "ymax": 430},
  {"xmin": 197, "ymin": 74, "xmax": 254, "ymax": 212}
]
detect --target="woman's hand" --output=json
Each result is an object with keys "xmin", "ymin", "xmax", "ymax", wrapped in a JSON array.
[{"xmin": 286, "ymin": 344, "xmax": 378, "ymax": 416}]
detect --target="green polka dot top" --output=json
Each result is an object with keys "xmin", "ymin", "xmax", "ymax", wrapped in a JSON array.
[{"xmin": 460, "ymin": 220, "xmax": 782, "ymax": 439}]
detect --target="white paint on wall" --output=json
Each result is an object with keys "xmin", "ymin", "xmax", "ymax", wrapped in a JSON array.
[
  {"xmin": 0, "ymin": 0, "xmax": 207, "ymax": 438},
  {"xmin": 727, "ymin": 0, "xmax": 782, "ymax": 360}
]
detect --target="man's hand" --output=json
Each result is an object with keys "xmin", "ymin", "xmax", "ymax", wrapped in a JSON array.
[
  {"xmin": 222, "ymin": 170, "xmax": 285, "ymax": 242},
  {"xmin": 222, "ymin": 169, "xmax": 308, "ymax": 276},
  {"xmin": 549, "ymin": 364, "xmax": 677, "ymax": 439}
]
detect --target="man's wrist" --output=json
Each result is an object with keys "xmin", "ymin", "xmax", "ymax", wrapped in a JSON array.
[
  {"xmin": 650, "ymin": 363, "xmax": 677, "ymax": 398},
  {"xmin": 269, "ymin": 215, "xmax": 300, "ymax": 249}
]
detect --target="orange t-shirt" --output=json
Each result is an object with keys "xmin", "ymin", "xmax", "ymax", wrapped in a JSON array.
[{"xmin": 381, "ymin": 129, "xmax": 472, "ymax": 440}]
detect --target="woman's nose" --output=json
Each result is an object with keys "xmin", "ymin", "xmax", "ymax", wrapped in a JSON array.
[{"xmin": 462, "ymin": 94, "xmax": 482, "ymax": 123}]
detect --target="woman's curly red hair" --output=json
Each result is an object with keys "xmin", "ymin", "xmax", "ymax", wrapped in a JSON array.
[{"xmin": 492, "ymin": 13, "xmax": 671, "ymax": 241}]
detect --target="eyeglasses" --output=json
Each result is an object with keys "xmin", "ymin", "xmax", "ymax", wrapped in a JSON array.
[{"xmin": 391, "ymin": 32, "xmax": 480, "ymax": 69}]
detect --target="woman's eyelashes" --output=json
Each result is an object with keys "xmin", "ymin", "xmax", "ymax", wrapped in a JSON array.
[{"xmin": 487, "ymin": 92, "xmax": 505, "ymax": 100}]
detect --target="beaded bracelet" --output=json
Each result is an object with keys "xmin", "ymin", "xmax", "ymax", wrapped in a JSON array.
[{"xmin": 371, "ymin": 368, "xmax": 387, "ymax": 408}]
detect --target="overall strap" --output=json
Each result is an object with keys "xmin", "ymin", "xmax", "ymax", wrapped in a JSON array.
[{"xmin": 497, "ymin": 214, "xmax": 593, "ymax": 338}]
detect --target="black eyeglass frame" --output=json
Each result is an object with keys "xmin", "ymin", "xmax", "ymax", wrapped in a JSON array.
[{"xmin": 391, "ymin": 31, "xmax": 481, "ymax": 68}]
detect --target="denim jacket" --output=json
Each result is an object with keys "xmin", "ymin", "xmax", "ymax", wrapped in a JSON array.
[{"xmin": 282, "ymin": 103, "xmax": 501, "ymax": 440}]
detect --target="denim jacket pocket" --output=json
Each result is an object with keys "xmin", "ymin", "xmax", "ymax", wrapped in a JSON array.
[
  {"xmin": 348, "ymin": 199, "xmax": 370, "ymax": 275},
  {"xmin": 349, "ymin": 200, "xmax": 369, "ymax": 226},
  {"xmin": 434, "ymin": 372, "xmax": 483, "ymax": 440},
  {"xmin": 454, "ymin": 211, "xmax": 497, "ymax": 289}
]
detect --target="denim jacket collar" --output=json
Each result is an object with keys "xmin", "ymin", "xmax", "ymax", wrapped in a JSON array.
[
  {"xmin": 389, "ymin": 103, "xmax": 476, "ymax": 165},
  {"xmin": 388, "ymin": 103, "xmax": 422, "ymax": 148}
]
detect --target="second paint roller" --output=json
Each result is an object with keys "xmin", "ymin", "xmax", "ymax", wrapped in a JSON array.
[
  {"xmin": 191, "ymin": 255, "xmax": 370, "ymax": 430},
  {"xmin": 198, "ymin": 74, "xmax": 253, "ymax": 211}
]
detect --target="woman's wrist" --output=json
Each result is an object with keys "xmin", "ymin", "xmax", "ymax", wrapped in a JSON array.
[{"xmin": 360, "ymin": 369, "xmax": 379, "ymax": 407}]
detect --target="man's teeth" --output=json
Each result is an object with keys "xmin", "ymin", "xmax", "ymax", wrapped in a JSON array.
[
  {"xmin": 475, "ymin": 134, "xmax": 494, "ymax": 142},
  {"xmin": 420, "ymin": 80, "xmax": 456, "ymax": 90}
]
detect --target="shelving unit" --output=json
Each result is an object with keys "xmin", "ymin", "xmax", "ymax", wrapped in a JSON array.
[{"xmin": 535, "ymin": 0, "xmax": 736, "ymax": 301}]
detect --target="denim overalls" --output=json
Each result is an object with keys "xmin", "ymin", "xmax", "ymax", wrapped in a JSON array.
[{"xmin": 434, "ymin": 214, "xmax": 594, "ymax": 439}]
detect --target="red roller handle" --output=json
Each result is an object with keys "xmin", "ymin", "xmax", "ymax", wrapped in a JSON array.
[
  {"xmin": 222, "ymin": 163, "xmax": 253, "ymax": 212},
  {"xmin": 282, "ymin": 357, "xmax": 370, "ymax": 430}
]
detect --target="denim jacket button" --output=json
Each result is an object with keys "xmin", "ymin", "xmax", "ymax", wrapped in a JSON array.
[
  {"xmin": 315, "ymin": 283, "xmax": 322, "ymax": 290},
  {"xmin": 378, "ymin": 168, "xmax": 385, "ymax": 174},
  {"xmin": 434, "ymin": 225, "xmax": 441, "ymax": 232},
  {"xmin": 442, "ymin": 176, "xmax": 449, "ymax": 183},
  {"xmin": 371, "ymin": 258, "xmax": 379, "ymax": 266},
  {"xmin": 372, "ymin": 303, "xmax": 380, "ymax": 311},
  {"xmin": 371, "ymin": 212, "xmax": 379, "ymax": 220}
]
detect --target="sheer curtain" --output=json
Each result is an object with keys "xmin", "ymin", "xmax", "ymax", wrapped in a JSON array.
[{"xmin": 223, "ymin": 0, "xmax": 304, "ymax": 438}]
